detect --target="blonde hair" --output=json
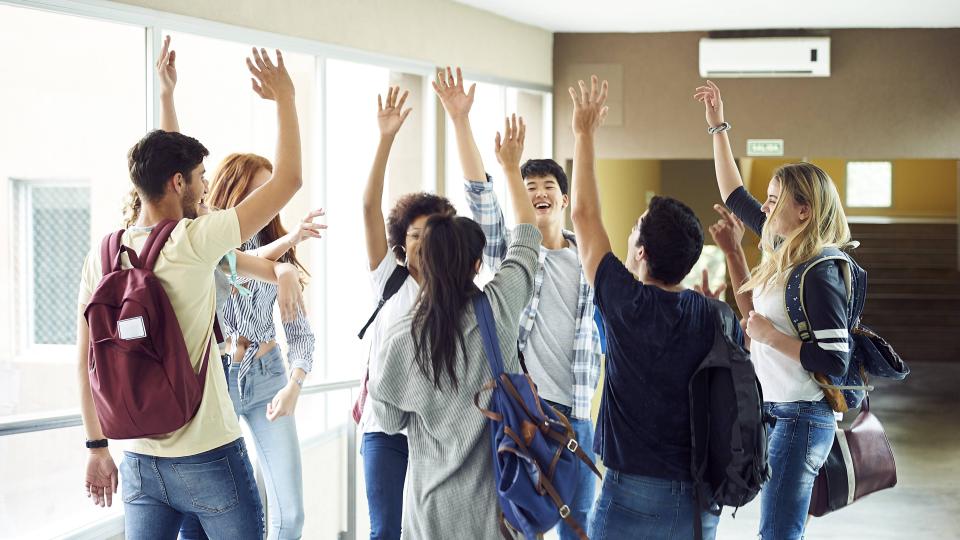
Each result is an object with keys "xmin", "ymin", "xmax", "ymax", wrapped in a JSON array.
[
  {"xmin": 740, "ymin": 162, "xmax": 853, "ymax": 293},
  {"xmin": 122, "ymin": 188, "xmax": 142, "ymax": 228}
]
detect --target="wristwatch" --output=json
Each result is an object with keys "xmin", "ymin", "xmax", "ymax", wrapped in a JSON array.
[
  {"xmin": 85, "ymin": 439, "xmax": 108, "ymax": 449},
  {"xmin": 292, "ymin": 375, "xmax": 304, "ymax": 388},
  {"xmin": 708, "ymin": 121, "xmax": 732, "ymax": 135}
]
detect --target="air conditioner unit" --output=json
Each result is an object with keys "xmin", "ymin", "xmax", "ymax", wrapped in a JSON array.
[{"xmin": 699, "ymin": 37, "xmax": 830, "ymax": 78}]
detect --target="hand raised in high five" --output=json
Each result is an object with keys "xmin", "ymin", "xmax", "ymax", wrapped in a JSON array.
[
  {"xmin": 694, "ymin": 80, "xmax": 725, "ymax": 128},
  {"xmin": 156, "ymin": 35, "xmax": 177, "ymax": 96},
  {"xmin": 495, "ymin": 114, "xmax": 526, "ymax": 170},
  {"xmin": 378, "ymin": 86, "xmax": 412, "ymax": 138},
  {"xmin": 432, "ymin": 66, "xmax": 476, "ymax": 121},
  {"xmin": 694, "ymin": 268, "xmax": 727, "ymax": 299},
  {"xmin": 708, "ymin": 203, "xmax": 745, "ymax": 254},
  {"xmin": 246, "ymin": 48, "xmax": 294, "ymax": 102},
  {"xmin": 569, "ymin": 75, "xmax": 608, "ymax": 137}
]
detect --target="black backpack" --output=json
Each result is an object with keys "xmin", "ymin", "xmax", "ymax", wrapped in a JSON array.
[{"xmin": 689, "ymin": 298, "xmax": 771, "ymax": 539}]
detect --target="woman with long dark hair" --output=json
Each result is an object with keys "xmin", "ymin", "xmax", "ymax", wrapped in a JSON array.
[{"xmin": 368, "ymin": 115, "xmax": 541, "ymax": 538}]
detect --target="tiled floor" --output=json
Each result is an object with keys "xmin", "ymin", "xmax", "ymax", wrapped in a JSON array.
[{"xmin": 716, "ymin": 362, "xmax": 960, "ymax": 540}]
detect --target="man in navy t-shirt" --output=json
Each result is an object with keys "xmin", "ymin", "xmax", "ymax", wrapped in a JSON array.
[{"xmin": 568, "ymin": 76, "xmax": 724, "ymax": 539}]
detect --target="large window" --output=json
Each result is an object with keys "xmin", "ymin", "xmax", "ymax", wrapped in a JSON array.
[
  {"xmin": 444, "ymin": 82, "xmax": 553, "ymax": 227},
  {"xmin": 0, "ymin": 3, "xmax": 548, "ymax": 538}
]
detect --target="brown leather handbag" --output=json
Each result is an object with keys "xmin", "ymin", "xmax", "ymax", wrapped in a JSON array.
[{"xmin": 809, "ymin": 397, "xmax": 897, "ymax": 516}]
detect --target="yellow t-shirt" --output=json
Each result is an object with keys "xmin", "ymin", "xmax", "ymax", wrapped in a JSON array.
[{"xmin": 78, "ymin": 209, "xmax": 243, "ymax": 457}]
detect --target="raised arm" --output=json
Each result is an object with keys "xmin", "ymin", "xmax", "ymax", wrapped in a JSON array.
[
  {"xmin": 708, "ymin": 204, "xmax": 754, "ymax": 318},
  {"xmin": 495, "ymin": 114, "xmax": 535, "ymax": 226},
  {"xmin": 694, "ymin": 81, "xmax": 743, "ymax": 201},
  {"xmin": 250, "ymin": 208, "xmax": 326, "ymax": 261},
  {"xmin": 234, "ymin": 48, "xmax": 303, "ymax": 242},
  {"xmin": 156, "ymin": 35, "xmax": 179, "ymax": 133},
  {"xmin": 569, "ymin": 75, "xmax": 611, "ymax": 286},
  {"xmin": 434, "ymin": 67, "xmax": 484, "ymax": 180},
  {"xmin": 364, "ymin": 86, "xmax": 412, "ymax": 269},
  {"xmin": 231, "ymin": 252, "xmax": 305, "ymax": 323}
]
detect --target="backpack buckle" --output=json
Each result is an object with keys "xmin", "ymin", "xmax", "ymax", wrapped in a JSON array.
[
  {"xmin": 559, "ymin": 505, "xmax": 571, "ymax": 519},
  {"xmin": 566, "ymin": 438, "xmax": 579, "ymax": 453}
]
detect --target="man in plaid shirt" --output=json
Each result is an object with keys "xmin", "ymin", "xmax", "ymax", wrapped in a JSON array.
[{"xmin": 434, "ymin": 67, "xmax": 602, "ymax": 540}]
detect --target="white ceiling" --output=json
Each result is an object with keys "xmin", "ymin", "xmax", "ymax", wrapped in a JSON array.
[{"xmin": 453, "ymin": 0, "xmax": 960, "ymax": 33}]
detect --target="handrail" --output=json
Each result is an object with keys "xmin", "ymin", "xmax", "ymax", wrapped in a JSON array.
[{"xmin": 0, "ymin": 379, "xmax": 360, "ymax": 438}]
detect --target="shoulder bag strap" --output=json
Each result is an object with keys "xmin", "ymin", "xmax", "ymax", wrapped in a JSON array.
[
  {"xmin": 357, "ymin": 265, "xmax": 410, "ymax": 339},
  {"xmin": 472, "ymin": 291, "xmax": 505, "ymax": 378},
  {"xmin": 140, "ymin": 219, "xmax": 178, "ymax": 270}
]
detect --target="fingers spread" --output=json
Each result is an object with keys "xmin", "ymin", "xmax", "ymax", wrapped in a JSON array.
[{"xmin": 397, "ymin": 89, "xmax": 409, "ymax": 110}]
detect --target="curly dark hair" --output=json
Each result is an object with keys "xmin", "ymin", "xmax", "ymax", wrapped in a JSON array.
[
  {"xmin": 636, "ymin": 196, "xmax": 704, "ymax": 285},
  {"xmin": 521, "ymin": 159, "xmax": 569, "ymax": 195},
  {"xmin": 386, "ymin": 192, "xmax": 456, "ymax": 261}
]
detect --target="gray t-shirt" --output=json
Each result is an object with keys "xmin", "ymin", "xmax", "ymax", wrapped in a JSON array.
[{"xmin": 523, "ymin": 243, "xmax": 580, "ymax": 407}]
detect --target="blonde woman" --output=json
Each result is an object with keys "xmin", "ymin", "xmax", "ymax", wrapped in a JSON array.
[{"xmin": 696, "ymin": 81, "xmax": 854, "ymax": 540}]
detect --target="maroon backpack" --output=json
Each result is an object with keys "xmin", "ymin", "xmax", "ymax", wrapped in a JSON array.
[{"xmin": 84, "ymin": 219, "xmax": 220, "ymax": 439}]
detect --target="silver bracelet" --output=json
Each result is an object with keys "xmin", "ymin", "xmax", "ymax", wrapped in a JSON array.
[{"xmin": 708, "ymin": 122, "xmax": 731, "ymax": 135}]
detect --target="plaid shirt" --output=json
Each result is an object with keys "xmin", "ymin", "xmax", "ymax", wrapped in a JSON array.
[{"xmin": 465, "ymin": 178, "xmax": 602, "ymax": 419}]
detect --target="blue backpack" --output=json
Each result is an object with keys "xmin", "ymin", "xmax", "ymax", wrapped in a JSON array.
[
  {"xmin": 785, "ymin": 247, "xmax": 910, "ymax": 411},
  {"xmin": 472, "ymin": 292, "xmax": 601, "ymax": 539}
]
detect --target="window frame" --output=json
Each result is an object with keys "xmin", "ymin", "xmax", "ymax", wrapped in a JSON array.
[{"xmin": 9, "ymin": 178, "xmax": 91, "ymax": 361}]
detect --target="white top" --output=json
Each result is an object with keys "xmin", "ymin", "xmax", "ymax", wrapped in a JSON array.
[
  {"xmin": 360, "ymin": 252, "xmax": 419, "ymax": 434},
  {"xmin": 752, "ymin": 282, "xmax": 825, "ymax": 403}
]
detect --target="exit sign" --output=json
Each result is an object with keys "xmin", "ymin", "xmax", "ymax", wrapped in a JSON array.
[{"xmin": 747, "ymin": 139, "xmax": 784, "ymax": 156}]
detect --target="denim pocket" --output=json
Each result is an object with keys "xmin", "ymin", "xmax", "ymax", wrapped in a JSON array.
[
  {"xmin": 805, "ymin": 421, "xmax": 837, "ymax": 470},
  {"xmin": 263, "ymin": 348, "xmax": 286, "ymax": 376},
  {"xmin": 172, "ymin": 456, "xmax": 239, "ymax": 513},
  {"xmin": 120, "ymin": 455, "xmax": 143, "ymax": 503}
]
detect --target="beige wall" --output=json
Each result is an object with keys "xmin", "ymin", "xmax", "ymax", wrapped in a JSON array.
[
  {"xmin": 555, "ymin": 29, "xmax": 960, "ymax": 161},
  {"xmin": 594, "ymin": 159, "xmax": 661, "ymax": 260},
  {"xmin": 114, "ymin": 0, "xmax": 553, "ymax": 86}
]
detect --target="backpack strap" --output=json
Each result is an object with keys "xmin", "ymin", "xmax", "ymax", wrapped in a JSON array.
[
  {"xmin": 140, "ymin": 219, "xmax": 179, "ymax": 271},
  {"xmin": 472, "ymin": 291, "xmax": 506, "ymax": 378},
  {"xmin": 100, "ymin": 230, "xmax": 128, "ymax": 276},
  {"xmin": 357, "ymin": 264, "xmax": 410, "ymax": 339},
  {"xmin": 784, "ymin": 248, "xmax": 854, "ymax": 342}
]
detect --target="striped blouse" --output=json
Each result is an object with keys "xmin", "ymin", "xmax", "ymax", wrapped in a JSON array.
[{"xmin": 221, "ymin": 231, "xmax": 316, "ymax": 393}]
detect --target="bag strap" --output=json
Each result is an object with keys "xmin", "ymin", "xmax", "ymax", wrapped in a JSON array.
[
  {"xmin": 141, "ymin": 219, "xmax": 178, "ymax": 270},
  {"xmin": 357, "ymin": 264, "xmax": 410, "ymax": 339},
  {"xmin": 473, "ymin": 291, "xmax": 505, "ymax": 378},
  {"xmin": 785, "ymin": 250, "xmax": 854, "ymax": 343},
  {"xmin": 100, "ymin": 230, "xmax": 126, "ymax": 276}
]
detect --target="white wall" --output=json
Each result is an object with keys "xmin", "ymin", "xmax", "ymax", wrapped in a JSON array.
[{"xmin": 112, "ymin": 0, "xmax": 554, "ymax": 86}]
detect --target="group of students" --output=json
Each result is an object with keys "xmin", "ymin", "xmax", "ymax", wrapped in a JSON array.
[{"xmin": 76, "ymin": 37, "xmax": 857, "ymax": 540}]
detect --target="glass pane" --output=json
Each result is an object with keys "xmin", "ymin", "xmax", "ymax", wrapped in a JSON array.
[
  {"xmin": 324, "ymin": 59, "xmax": 390, "ymax": 382},
  {"xmin": 846, "ymin": 161, "xmax": 893, "ymax": 207},
  {"xmin": 32, "ymin": 186, "xmax": 91, "ymax": 345},
  {"xmin": 0, "ymin": 5, "xmax": 146, "ymax": 423},
  {"xmin": 0, "ymin": 425, "xmax": 124, "ymax": 538}
]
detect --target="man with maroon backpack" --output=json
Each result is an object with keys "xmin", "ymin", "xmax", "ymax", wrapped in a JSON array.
[{"xmin": 76, "ymin": 47, "xmax": 303, "ymax": 539}]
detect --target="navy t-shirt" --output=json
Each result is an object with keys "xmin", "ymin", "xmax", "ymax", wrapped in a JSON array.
[{"xmin": 593, "ymin": 252, "xmax": 729, "ymax": 480}]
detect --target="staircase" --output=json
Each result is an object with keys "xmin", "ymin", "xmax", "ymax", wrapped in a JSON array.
[{"xmin": 849, "ymin": 222, "xmax": 960, "ymax": 364}]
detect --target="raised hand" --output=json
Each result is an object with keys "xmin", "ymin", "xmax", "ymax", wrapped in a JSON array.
[
  {"xmin": 432, "ymin": 66, "xmax": 476, "ymax": 121},
  {"xmin": 694, "ymin": 80, "xmax": 725, "ymax": 128},
  {"xmin": 495, "ymin": 114, "xmax": 526, "ymax": 169},
  {"xmin": 378, "ymin": 86, "xmax": 412, "ymax": 138},
  {"xmin": 569, "ymin": 75, "xmax": 609, "ymax": 137},
  {"xmin": 694, "ymin": 268, "xmax": 728, "ymax": 299},
  {"xmin": 708, "ymin": 203, "xmax": 745, "ymax": 254},
  {"xmin": 156, "ymin": 35, "xmax": 177, "ymax": 96},
  {"xmin": 246, "ymin": 48, "xmax": 294, "ymax": 102},
  {"xmin": 289, "ymin": 208, "xmax": 326, "ymax": 244}
]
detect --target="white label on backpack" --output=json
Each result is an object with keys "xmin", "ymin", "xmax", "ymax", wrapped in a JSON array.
[{"xmin": 117, "ymin": 317, "xmax": 146, "ymax": 340}]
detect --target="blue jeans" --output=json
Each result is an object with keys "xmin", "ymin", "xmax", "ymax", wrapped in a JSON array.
[
  {"xmin": 182, "ymin": 347, "xmax": 304, "ymax": 540},
  {"xmin": 588, "ymin": 470, "xmax": 720, "ymax": 540},
  {"xmin": 545, "ymin": 400, "xmax": 598, "ymax": 540},
  {"xmin": 760, "ymin": 400, "xmax": 836, "ymax": 540},
  {"xmin": 121, "ymin": 438, "xmax": 263, "ymax": 540},
  {"xmin": 361, "ymin": 432, "xmax": 408, "ymax": 540}
]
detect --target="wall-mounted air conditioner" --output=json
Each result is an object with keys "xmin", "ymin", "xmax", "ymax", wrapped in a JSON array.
[{"xmin": 699, "ymin": 37, "xmax": 831, "ymax": 78}]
